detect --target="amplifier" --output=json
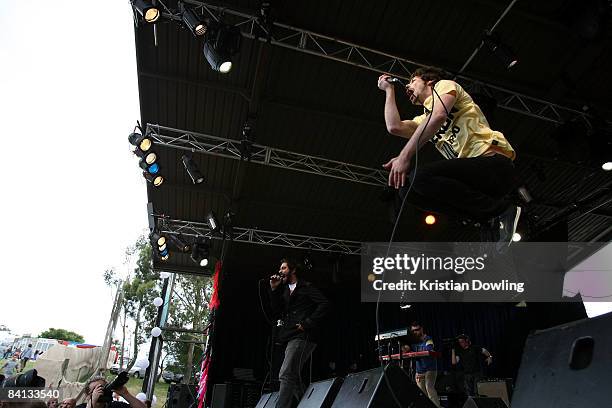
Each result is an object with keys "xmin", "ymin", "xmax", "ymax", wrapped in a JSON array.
[{"xmin": 476, "ymin": 378, "xmax": 511, "ymax": 407}]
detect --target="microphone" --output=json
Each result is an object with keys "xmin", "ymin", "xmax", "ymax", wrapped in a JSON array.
[{"xmin": 386, "ymin": 77, "xmax": 405, "ymax": 86}]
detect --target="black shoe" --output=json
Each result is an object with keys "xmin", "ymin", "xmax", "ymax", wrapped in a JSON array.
[{"xmin": 497, "ymin": 205, "xmax": 521, "ymax": 248}]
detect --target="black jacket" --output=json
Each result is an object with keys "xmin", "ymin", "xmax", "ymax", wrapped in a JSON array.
[{"xmin": 269, "ymin": 279, "xmax": 329, "ymax": 343}]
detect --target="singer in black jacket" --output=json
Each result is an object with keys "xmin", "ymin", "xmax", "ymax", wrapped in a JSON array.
[{"xmin": 269, "ymin": 258, "xmax": 329, "ymax": 408}]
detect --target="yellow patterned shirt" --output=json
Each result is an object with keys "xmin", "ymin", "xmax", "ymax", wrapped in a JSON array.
[{"xmin": 412, "ymin": 80, "xmax": 515, "ymax": 160}]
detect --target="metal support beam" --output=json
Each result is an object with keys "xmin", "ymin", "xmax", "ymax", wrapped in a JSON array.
[
  {"xmin": 147, "ymin": 124, "xmax": 387, "ymax": 186},
  {"xmin": 176, "ymin": 0, "xmax": 590, "ymax": 125},
  {"xmin": 143, "ymin": 273, "xmax": 175, "ymax": 399},
  {"xmin": 155, "ymin": 215, "xmax": 362, "ymax": 255},
  {"xmin": 163, "ymin": 326, "xmax": 207, "ymax": 335},
  {"xmin": 164, "ymin": 338, "xmax": 207, "ymax": 345}
]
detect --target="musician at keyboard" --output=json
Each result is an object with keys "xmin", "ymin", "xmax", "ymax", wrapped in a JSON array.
[{"xmin": 403, "ymin": 321, "xmax": 441, "ymax": 408}]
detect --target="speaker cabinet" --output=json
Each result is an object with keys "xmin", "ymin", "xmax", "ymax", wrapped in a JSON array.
[
  {"xmin": 254, "ymin": 391, "xmax": 280, "ymax": 408},
  {"xmin": 297, "ymin": 377, "xmax": 343, "ymax": 408},
  {"xmin": 167, "ymin": 384, "xmax": 197, "ymax": 408},
  {"xmin": 512, "ymin": 312, "xmax": 612, "ymax": 407},
  {"xmin": 330, "ymin": 366, "xmax": 436, "ymax": 408}
]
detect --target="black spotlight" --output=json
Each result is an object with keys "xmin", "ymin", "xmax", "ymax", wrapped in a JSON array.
[
  {"xmin": 181, "ymin": 154, "xmax": 204, "ymax": 184},
  {"xmin": 168, "ymin": 234, "xmax": 191, "ymax": 253},
  {"xmin": 180, "ymin": 2, "xmax": 207, "ymax": 36},
  {"xmin": 191, "ymin": 239, "xmax": 210, "ymax": 267},
  {"xmin": 140, "ymin": 157, "xmax": 161, "ymax": 176},
  {"xmin": 203, "ymin": 24, "xmax": 241, "ymax": 73},
  {"xmin": 128, "ymin": 132, "xmax": 153, "ymax": 152},
  {"xmin": 143, "ymin": 172, "xmax": 164, "ymax": 187},
  {"xmin": 482, "ymin": 31, "xmax": 518, "ymax": 69},
  {"xmin": 150, "ymin": 232, "xmax": 169, "ymax": 261},
  {"xmin": 134, "ymin": 149, "xmax": 157, "ymax": 166},
  {"xmin": 131, "ymin": 0, "xmax": 160, "ymax": 23},
  {"xmin": 206, "ymin": 211, "xmax": 220, "ymax": 233}
]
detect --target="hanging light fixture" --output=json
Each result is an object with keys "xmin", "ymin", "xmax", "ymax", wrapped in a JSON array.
[
  {"xmin": 482, "ymin": 31, "xmax": 518, "ymax": 70},
  {"xmin": 203, "ymin": 24, "xmax": 241, "ymax": 73},
  {"xmin": 206, "ymin": 211, "xmax": 220, "ymax": 232},
  {"xmin": 143, "ymin": 172, "xmax": 164, "ymax": 187},
  {"xmin": 128, "ymin": 132, "xmax": 152, "ymax": 152},
  {"xmin": 179, "ymin": 2, "xmax": 207, "ymax": 36},
  {"xmin": 131, "ymin": 0, "xmax": 160, "ymax": 23},
  {"xmin": 181, "ymin": 154, "xmax": 204, "ymax": 184},
  {"xmin": 191, "ymin": 239, "xmax": 210, "ymax": 267}
]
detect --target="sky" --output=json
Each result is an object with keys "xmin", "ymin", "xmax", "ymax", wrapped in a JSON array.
[
  {"xmin": 0, "ymin": 1, "xmax": 610, "ymax": 348},
  {"xmin": 0, "ymin": 1, "xmax": 148, "ymax": 345}
]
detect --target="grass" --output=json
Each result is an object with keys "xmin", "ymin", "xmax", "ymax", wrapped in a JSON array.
[
  {"xmin": 118, "ymin": 375, "xmax": 170, "ymax": 408},
  {"xmin": 0, "ymin": 358, "xmax": 171, "ymax": 407}
]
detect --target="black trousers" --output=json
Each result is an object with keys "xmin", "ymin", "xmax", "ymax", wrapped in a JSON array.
[{"xmin": 399, "ymin": 155, "xmax": 516, "ymax": 221}]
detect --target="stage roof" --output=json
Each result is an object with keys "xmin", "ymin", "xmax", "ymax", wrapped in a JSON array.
[{"xmin": 132, "ymin": 0, "xmax": 612, "ymax": 274}]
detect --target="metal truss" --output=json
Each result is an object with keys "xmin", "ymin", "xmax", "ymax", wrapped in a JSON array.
[
  {"xmin": 156, "ymin": 216, "xmax": 363, "ymax": 255},
  {"xmin": 147, "ymin": 124, "xmax": 387, "ymax": 186},
  {"xmin": 172, "ymin": 0, "xmax": 590, "ymax": 125}
]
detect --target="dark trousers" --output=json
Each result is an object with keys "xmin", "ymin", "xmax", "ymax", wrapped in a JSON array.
[
  {"xmin": 464, "ymin": 372, "xmax": 483, "ymax": 396},
  {"xmin": 276, "ymin": 338, "xmax": 316, "ymax": 408},
  {"xmin": 20, "ymin": 358, "xmax": 29, "ymax": 371},
  {"xmin": 400, "ymin": 155, "xmax": 516, "ymax": 221}
]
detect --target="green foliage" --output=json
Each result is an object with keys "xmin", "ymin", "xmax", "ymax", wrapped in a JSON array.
[
  {"xmin": 163, "ymin": 274, "xmax": 213, "ymax": 378},
  {"xmin": 39, "ymin": 328, "xmax": 85, "ymax": 343},
  {"xmin": 104, "ymin": 235, "xmax": 161, "ymax": 370}
]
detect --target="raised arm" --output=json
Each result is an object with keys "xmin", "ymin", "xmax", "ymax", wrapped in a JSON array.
[{"xmin": 378, "ymin": 74, "xmax": 419, "ymax": 139}]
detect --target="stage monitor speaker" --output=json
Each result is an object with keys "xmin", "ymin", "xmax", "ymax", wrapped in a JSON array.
[
  {"xmin": 210, "ymin": 383, "xmax": 231, "ymax": 408},
  {"xmin": 297, "ymin": 377, "xmax": 343, "ymax": 408},
  {"xmin": 476, "ymin": 379, "xmax": 511, "ymax": 407},
  {"xmin": 512, "ymin": 312, "xmax": 612, "ymax": 408},
  {"xmin": 462, "ymin": 397, "xmax": 507, "ymax": 408},
  {"xmin": 254, "ymin": 391, "xmax": 279, "ymax": 408},
  {"xmin": 330, "ymin": 366, "xmax": 437, "ymax": 408},
  {"xmin": 167, "ymin": 384, "xmax": 197, "ymax": 408}
]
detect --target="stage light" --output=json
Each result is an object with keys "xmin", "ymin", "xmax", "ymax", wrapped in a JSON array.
[
  {"xmin": 206, "ymin": 212, "xmax": 220, "ymax": 232},
  {"xmin": 203, "ymin": 24, "xmax": 241, "ymax": 73},
  {"xmin": 181, "ymin": 154, "xmax": 204, "ymax": 184},
  {"xmin": 603, "ymin": 162, "xmax": 612, "ymax": 171},
  {"xmin": 512, "ymin": 232, "xmax": 522, "ymax": 242},
  {"xmin": 425, "ymin": 214, "xmax": 436, "ymax": 225},
  {"xmin": 140, "ymin": 159, "xmax": 160, "ymax": 175},
  {"xmin": 203, "ymin": 41, "xmax": 232, "ymax": 73},
  {"xmin": 483, "ymin": 31, "xmax": 518, "ymax": 69},
  {"xmin": 135, "ymin": 149, "xmax": 157, "ymax": 165},
  {"xmin": 168, "ymin": 234, "xmax": 191, "ymax": 253},
  {"xmin": 150, "ymin": 232, "xmax": 167, "ymax": 248},
  {"xmin": 131, "ymin": 0, "xmax": 160, "ymax": 23},
  {"xmin": 180, "ymin": 2, "xmax": 207, "ymax": 36},
  {"xmin": 128, "ymin": 132, "xmax": 152, "ymax": 152},
  {"xmin": 191, "ymin": 239, "xmax": 210, "ymax": 267},
  {"xmin": 143, "ymin": 172, "xmax": 164, "ymax": 187}
]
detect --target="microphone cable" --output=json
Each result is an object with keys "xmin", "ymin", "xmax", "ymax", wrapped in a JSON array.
[{"xmin": 375, "ymin": 78, "xmax": 449, "ymax": 408}]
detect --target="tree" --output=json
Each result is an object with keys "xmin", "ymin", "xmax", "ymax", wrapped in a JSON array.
[
  {"xmin": 40, "ymin": 328, "xmax": 85, "ymax": 343},
  {"xmin": 104, "ymin": 236, "xmax": 160, "ymax": 371},
  {"xmin": 164, "ymin": 273, "xmax": 213, "ymax": 382}
]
